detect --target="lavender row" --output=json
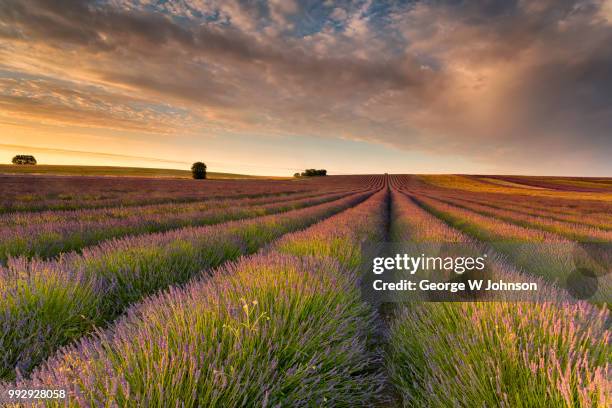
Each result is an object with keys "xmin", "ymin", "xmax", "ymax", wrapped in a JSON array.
[
  {"xmin": 0, "ymin": 188, "xmax": 349, "ymax": 227},
  {"xmin": 0, "ymin": 189, "xmax": 359, "ymax": 262},
  {"xmin": 0, "ymin": 176, "xmax": 305, "ymax": 213},
  {"xmin": 390, "ymin": 174, "xmax": 612, "ymax": 217},
  {"xmin": 0, "ymin": 174, "xmax": 382, "ymax": 213},
  {"xmin": 0, "ymin": 189, "xmax": 376, "ymax": 381},
  {"xmin": 274, "ymin": 186, "xmax": 388, "ymax": 270},
  {"xmin": 421, "ymin": 193, "xmax": 612, "ymax": 242},
  {"xmin": 426, "ymin": 191, "xmax": 612, "ymax": 231},
  {"xmin": 2, "ymin": 189, "xmax": 390, "ymax": 406},
  {"xmin": 411, "ymin": 194, "xmax": 612, "ymax": 304},
  {"xmin": 385, "ymin": 189, "xmax": 611, "ymax": 406}
]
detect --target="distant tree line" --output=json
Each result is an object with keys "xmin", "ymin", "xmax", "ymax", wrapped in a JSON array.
[
  {"xmin": 12, "ymin": 155, "xmax": 37, "ymax": 165},
  {"xmin": 294, "ymin": 169, "xmax": 327, "ymax": 177}
]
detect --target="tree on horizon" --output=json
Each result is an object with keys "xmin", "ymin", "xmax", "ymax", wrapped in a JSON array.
[
  {"xmin": 12, "ymin": 155, "xmax": 37, "ymax": 165},
  {"xmin": 300, "ymin": 169, "xmax": 327, "ymax": 177},
  {"xmin": 191, "ymin": 162, "xmax": 207, "ymax": 179}
]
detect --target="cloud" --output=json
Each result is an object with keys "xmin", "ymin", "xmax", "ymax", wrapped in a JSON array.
[
  {"xmin": 329, "ymin": 7, "xmax": 348, "ymax": 22},
  {"xmin": 0, "ymin": 74, "xmax": 197, "ymax": 133},
  {"xmin": 0, "ymin": 0, "xmax": 611, "ymax": 174}
]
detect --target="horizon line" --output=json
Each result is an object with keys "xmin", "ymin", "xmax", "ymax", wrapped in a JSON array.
[{"xmin": 1, "ymin": 144, "xmax": 611, "ymax": 178}]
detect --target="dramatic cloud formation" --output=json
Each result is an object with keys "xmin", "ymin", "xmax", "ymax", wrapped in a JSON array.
[{"xmin": 0, "ymin": 0, "xmax": 611, "ymax": 174}]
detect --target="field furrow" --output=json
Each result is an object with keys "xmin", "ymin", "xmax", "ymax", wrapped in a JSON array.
[
  {"xmin": 2, "ymin": 188, "xmax": 389, "ymax": 406},
  {"xmin": 385, "ymin": 189, "xmax": 610, "ymax": 407},
  {"xmin": 0, "ymin": 188, "xmax": 378, "ymax": 380},
  {"xmin": 0, "ymin": 188, "xmax": 362, "ymax": 262}
]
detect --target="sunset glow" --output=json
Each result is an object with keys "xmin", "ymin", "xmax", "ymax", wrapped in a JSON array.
[{"xmin": 1, "ymin": 0, "xmax": 611, "ymax": 175}]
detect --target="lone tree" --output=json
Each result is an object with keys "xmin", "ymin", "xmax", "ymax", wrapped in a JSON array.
[
  {"xmin": 191, "ymin": 162, "xmax": 207, "ymax": 179},
  {"xmin": 12, "ymin": 155, "xmax": 37, "ymax": 165}
]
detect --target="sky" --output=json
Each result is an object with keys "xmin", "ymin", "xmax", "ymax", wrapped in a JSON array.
[{"xmin": 0, "ymin": 0, "xmax": 611, "ymax": 176}]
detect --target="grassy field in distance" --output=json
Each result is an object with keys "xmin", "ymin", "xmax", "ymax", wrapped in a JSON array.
[
  {"xmin": 0, "ymin": 164, "xmax": 290, "ymax": 179},
  {"xmin": 417, "ymin": 174, "xmax": 612, "ymax": 201}
]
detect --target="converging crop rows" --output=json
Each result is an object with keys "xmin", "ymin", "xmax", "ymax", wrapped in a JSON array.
[{"xmin": 0, "ymin": 174, "xmax": 609, "ymax": 407}]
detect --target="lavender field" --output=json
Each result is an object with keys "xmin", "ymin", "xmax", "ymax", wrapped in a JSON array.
[{"xmin": 0, "ymin": 174, "xmax": 610, "ymax": 407}]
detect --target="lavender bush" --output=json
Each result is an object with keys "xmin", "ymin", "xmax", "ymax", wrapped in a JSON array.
[
  {"xmin": 0, "ymin": 174, "xmax": 381, "ymax": 213},
  {"xmin": 385, "ymin": 189, "xmax": 611, "ymax": 407},
  {"xmin": 0, "ymin": 189, "xmax": 358, "ymax": 262},
  {"xmin": 0, "ymin": 190, "xmax": 374, "ymax": 380},
  {"xmin": 2, "ymin": 189, "xmax": 389, "ymax": 406}
]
